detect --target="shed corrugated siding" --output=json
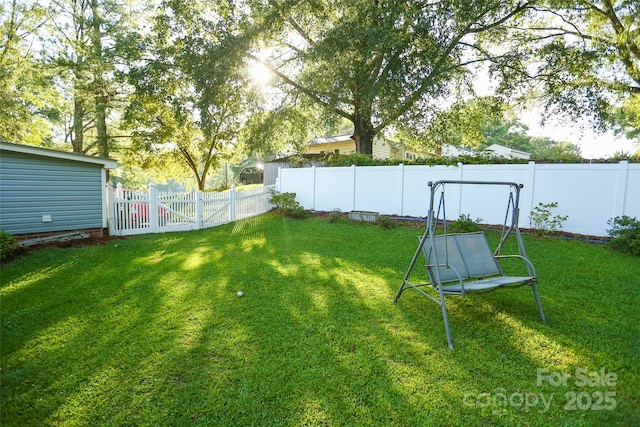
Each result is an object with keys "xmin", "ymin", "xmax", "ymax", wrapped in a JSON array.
[{"xmin": 0, "ymin": 151, "xmax": 104, "ymax": 234}]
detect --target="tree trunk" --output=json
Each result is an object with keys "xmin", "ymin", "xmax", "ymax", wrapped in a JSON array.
[
  {"xmin": 95, "ymin": 90, "xmax": 108, "ymax": 157},
  {"xmin": 197, "ymin": 171, "xmax": 207, "ymax": 191},
  {"xmin": 352, "ymin": 108, "xmax": 375, "ymax": 155},
  {"xmin": 72, "ymin": 97, "xmax": 84, "ymax": 153},
  {"xmin": 91, "ymin": 0, "xmax": 109, "ymax": 157}
]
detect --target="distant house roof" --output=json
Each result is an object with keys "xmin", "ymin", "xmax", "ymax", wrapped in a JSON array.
[
  {"xmin": 442, "ymin": 143, "xmax": 531, "ymax": 160},
  {"xmin": 267, "ymin": 154, "xmax": 326, "ymax": 163},
  {"xmin": 0, "ymin": 141, "xmax": 118, "ymax": 169},
  {"xmin": 309, "ymin": 134, "xmax": 353, "ymax": 146},
  {"xmin": 485, "ymin": 144, "xmax": 531, "ymax": 160},
  {"xmin": 308, "ymin": 134, "xmax": 419, "ymax": 151},
  {"xmin": 442, "ymin": 144, "xmax": 475, "ymax": 156}
]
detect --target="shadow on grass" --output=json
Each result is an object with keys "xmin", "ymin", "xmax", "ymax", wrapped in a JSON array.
[{"xmin": 1, "ymin": 214, "xmax": 638, "ymax": 425}]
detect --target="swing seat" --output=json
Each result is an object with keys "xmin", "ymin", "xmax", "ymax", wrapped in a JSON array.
[
  {"xmin": 416, "ymin": 231, "xmax": 547, "ymax": 349},
  {"xmin": 423, "ymin": 232, "xmax": 537, "ymax": 295}
]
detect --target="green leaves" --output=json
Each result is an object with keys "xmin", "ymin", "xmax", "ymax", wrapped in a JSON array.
[
  {"xmin": 0, "ymin": 1, "xmax": 61, "ymax": 145},
  {"xmin": 607, "ymin": 215, "xmax": 640, "ymax": 256},
  {"xmin": 529, "ymin": 202, "xmax": 569, "ymax": 236},
  {"xmin": 122, "ymin": 1, "xmax": 259, "ymax": 189},
  {"xmin": 511, "ymin": 1, "xmax": 640, "ymax": 144},
  {"xmin": 248, "ymin": 0, "xmax": 536, "ymax": 154},
  {"xmin": 407, "ymin": 96, "xmax": 582, "ymax": 160}
]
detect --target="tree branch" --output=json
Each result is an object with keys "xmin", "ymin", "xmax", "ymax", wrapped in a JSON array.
[
  {"xmin": 468, "ymin": 1, "xmax": 537, "ymax": 34},
  {"xmin": 247, "ymin": 53, "xmax": 353, "ymax": 121},
  {"xmin": 287, "ymin": 18, "xmax": 315, "ymax": 48}
]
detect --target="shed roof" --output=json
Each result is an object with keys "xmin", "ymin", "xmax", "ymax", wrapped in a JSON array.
[{"xmin": 0, "ymin": 141, "xmax": 118, "ymax": 169}]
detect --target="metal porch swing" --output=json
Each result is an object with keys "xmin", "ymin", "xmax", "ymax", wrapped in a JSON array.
[{"xmin": 393, "ymin": 180, "xmax": 547, "ymax": 350}]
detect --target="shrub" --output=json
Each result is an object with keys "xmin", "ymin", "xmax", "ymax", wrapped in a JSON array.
[
  {"xmin": 323, "ymin": 153, "xmax": 382, "ymax": 166},
  {"xmin": 268, "ymin": 190, "xmax": 309, "ymax": 218},
  {"xmin": 378, "ymin": 215, "xmax": 396, "ymax": 229},
  {"xmin": 449, "ymin": 214, "xmax": 482, "ymax": 233},
  {"xmin": 607, "ymin": 216, "xmax": 640, "ymax": 256},
  {"xmin": 0, "ymin": 231, "xmax": 19, "ymax": 261},
  {"xmin": 529, "ymin": 202, "xmax": 568, "ymax": 237},
  {"xmin": 609, "ymin": 151, "xmax": 640, "ymax": 162},
  {"xmin": 328, "ymin": 209, "xmax": 344, "ymax": 223}
]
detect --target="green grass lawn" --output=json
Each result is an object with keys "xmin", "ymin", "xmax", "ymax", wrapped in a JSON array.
[{"xmin": 1, "ymin": 213, "xmax": 639, "ymax": 426}]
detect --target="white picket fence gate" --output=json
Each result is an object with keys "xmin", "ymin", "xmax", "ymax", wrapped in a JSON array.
[{"xmin": 108, "ymin": 183, "xmax": 275, "ymax": 236}]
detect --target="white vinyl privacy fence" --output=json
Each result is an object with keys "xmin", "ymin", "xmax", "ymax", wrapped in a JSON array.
[
  {"xmin": 276, "ymin": 161, "xmax": 639, "ymax": 237},
  {"xmin": 108, "ymin": 183, "xmax": 274, "ymax": 236}
]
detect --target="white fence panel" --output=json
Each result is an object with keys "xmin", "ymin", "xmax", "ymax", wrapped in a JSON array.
[
  {"xmin": 401, "ymin": 165, "xmax": 458, "ymax": 217},
  {"xmin": 235, "ymin": 185, "xmax": 276, "ymax": 220},
  {"xmin": 529, "ymin": 163, "xmax": 626, "ymax": 236},
  {"xmin": 109, "ymin": 186, "xmax": 152, "ymax": 236},
  {"xmin": 202, "ymin": 191, "xmax": 231, "ymax": 228},
  {"xmin": 457, "ymin": 183, "xmax": 511, "ymax": 225},
  {"xmin": 108, "ymin": 183, "xmax": 274, "ymax": 236},
  {"xmin": 314, "ymin": 166, "xmax": 356, "ymax": 212},
  {"xmin": 626, "ymin": 165, "xmax": 640, "ymax": 217},
  {"xmin": 453, "ymin": 164, "xmax": 532, "ymax": 225},
  {"xmin": 355, "ymin": 166, "xmax": 403, "ymax": 214},
  {"xmin": 278, "ymin": 168, "xmax": 316, "ymax": 209},
  {"xmin": 157, "ymin": 190, "xmax": 198, "ymax": 232},
  {"xmin": 277, "ymin": 161, "xmax": 639, "ymax": 237}
]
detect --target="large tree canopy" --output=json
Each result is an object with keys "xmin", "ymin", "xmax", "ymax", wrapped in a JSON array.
[
  {"xmin": 497, "ymin": 0, "xmax": 639, "ymax": 144},
  {"xmin": 246, "ymin": 0, "xmax": 538, "ymax": 155},
  {"xmin": 0, "ymin": 1, "xmax": 60, "ymax": 145},
  {"xmin": 2, "ymin": 0, "xmax": 637, "ymax": 187},
  {"xmin": 123, "ymin": 1, "xmax": 260, "ymax": 190},
  {"xmin": 43, "ymin": 0, "xmax": 134, "ymax": 156}
]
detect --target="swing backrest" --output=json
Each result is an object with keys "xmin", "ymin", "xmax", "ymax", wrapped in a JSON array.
[{"xmin": 422, "ymin": 232, "xmax": 502, "ymax": 284}]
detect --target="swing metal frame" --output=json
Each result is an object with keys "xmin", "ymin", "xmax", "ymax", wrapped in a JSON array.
[{"xmin": 393, "ymin": 180, "xmax": 547, "ymax": 350}]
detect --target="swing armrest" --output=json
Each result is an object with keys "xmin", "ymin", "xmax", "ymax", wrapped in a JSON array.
[
  {"xmin": 429, "ymin": 263, "xmax": 466, "ymax": 293},
  {"xmin": 494, "ymin": 254, "xmax": 537, "ymax": 278}
]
